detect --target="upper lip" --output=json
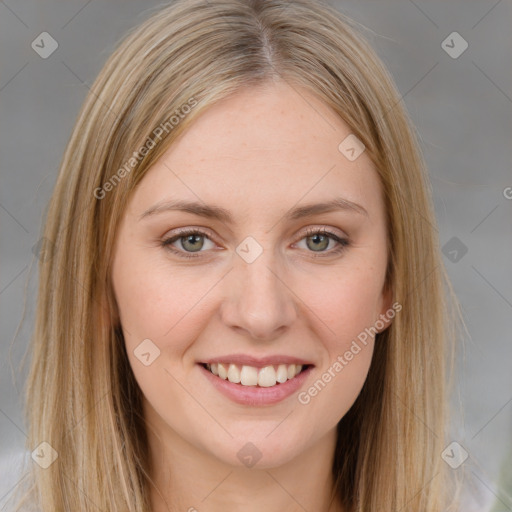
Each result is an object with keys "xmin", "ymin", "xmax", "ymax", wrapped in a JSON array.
[{"xmin": 199, "ymin": 354, "xmax": 314, "ymax": 368}]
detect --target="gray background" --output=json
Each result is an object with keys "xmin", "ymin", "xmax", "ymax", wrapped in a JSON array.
[{"xmin": 1, "ymin": 0, "xmax": 511, "ymax": 509}]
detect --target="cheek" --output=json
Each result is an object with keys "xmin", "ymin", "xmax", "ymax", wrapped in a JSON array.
[
  {"xmin": 112, "ymin": 249, "xmax": 214, "ymax": 350},
  {"xmin": 112, "ymin": 253, "xmax": 208, "ymax": 411},
  {"xmin": 293, "ymin": 263, "xmax": 383, "ymax": 417},
  {"xmin": 301, "ymin": 260, "xmax": 385, "ymax": 343}
]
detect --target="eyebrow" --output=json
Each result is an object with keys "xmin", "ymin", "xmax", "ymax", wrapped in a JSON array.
[{"xmin": 138, "ymin": 197, "xmax": 368, "ymax": 223}]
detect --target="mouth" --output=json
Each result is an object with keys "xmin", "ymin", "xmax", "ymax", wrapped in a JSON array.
[{"xmin": 199, "ymin": 362, "xmax": 313, "ymax": 388}]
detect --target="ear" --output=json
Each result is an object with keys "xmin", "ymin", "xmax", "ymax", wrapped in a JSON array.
[
  {"xmin": 375, "ymin": 280, "xmax": 395, "ymax": 333},
  {"xmin": 97, "ymin": 287, "xmax": 121, "ymax": 332}
]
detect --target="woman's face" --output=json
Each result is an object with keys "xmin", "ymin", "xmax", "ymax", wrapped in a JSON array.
[{"xmin": 111, "ymin": 80, "xmax": 392, "ymax": 469}]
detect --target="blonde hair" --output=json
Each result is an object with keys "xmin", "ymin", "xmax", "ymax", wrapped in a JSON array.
[{"xmin": 17, "ymin": 0, "xmax": 463, "ymax": 510}]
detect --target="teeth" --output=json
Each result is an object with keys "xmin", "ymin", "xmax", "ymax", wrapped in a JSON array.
[
  {"xmin": 240, "ymin": 365, "xmax": 258, "ymax": 386},
  {"xmin": 205, "ymin": 362, "xmax": 306, "ymax": 387},
  {"xmin": 227, "ymin": 364, "xmax": 241, "ymax": 383},
  {"xmin": 217, "ymin": 363, "xmax": 228, "ymax": 380},
  {"xmin": 258, "ymin": 366, "xmax": 276, "ymax": 387},
  {"xmin": 276, "ymin": 364, "xmax": 288, "ymax": 383}
]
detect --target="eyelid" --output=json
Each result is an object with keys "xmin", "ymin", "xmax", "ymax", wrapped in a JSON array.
[
  {"xmin": 293, "ymin": 226, "xmax": 350, "ymax": 255},
  {"xmin": 161, "ymin": 225, "xmax": 350, "ymax": 259},
  {"xmin": 160, "ymin": 227, "xmax": 220, "ymax": 259},
  {"xmin": 164, "ymin": 226, "xmax": 218, "ymax": 241},
  {"xmin": 300, "ymin": 225, "xmax": 348, "ymax": 240},
  {"xmin": 164, "ymin": 225, "xmax": 348, "ymax": 242}
]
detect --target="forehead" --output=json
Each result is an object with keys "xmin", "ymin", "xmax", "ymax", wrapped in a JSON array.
[{"xmin": 128, "ymin": 81, "xmax": 384, "ymax": 222}]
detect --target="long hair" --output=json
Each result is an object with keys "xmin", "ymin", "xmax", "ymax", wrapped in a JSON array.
[{"xmin": 18, "ymin": 0, "xmax": 462, "ymax": 510}]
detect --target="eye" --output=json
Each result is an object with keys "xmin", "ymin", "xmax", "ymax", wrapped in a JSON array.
[
  {"xmin": 294, "ymin": 227, "xmax": 350, "ymax": 257},
  {"xmin": 161, "ymin": 228, "xmax": 217, "ymax": 259},
  {"xmin": 161, "ymin": 227, "xmax": 350, "ymax": 259}
]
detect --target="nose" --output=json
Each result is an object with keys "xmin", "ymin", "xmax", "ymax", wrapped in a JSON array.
[{"xmin": 219, "ymin": 249, "xmax": 298, "ymax": 341}]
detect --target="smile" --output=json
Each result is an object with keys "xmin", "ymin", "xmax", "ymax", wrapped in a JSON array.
[{"xmin": 202, "ymin": 362, "xmax": 309, "ymax": 387}]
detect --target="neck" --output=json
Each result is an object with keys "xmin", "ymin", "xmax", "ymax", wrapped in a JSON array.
[{"xmin": 145, "ymin": 412, "xmax": 345, "ymax": 512}]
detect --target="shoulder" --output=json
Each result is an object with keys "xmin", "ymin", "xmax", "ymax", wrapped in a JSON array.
[{"xmin": 0, "ymin": 449, "xmax": 36, "ymax": 511}]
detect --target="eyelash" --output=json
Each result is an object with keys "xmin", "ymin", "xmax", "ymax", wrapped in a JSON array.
[{"xmin": 161, "ymin": 227, "xmax": 350, "ymax": 260}]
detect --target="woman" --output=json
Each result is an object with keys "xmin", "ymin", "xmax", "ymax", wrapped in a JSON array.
[{"xmin": 12, "ymin": 0, "xmax": 465, "ymax": 510}]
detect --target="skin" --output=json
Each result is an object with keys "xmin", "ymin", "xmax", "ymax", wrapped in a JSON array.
[{"xmin": 111, "ymin": 79, "xmax": 392, "ymax": 512}]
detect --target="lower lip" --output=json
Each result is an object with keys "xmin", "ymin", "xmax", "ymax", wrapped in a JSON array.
[{"xmin": 197, "ymin": 364, "xmax": 314, "ymax": 406}]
